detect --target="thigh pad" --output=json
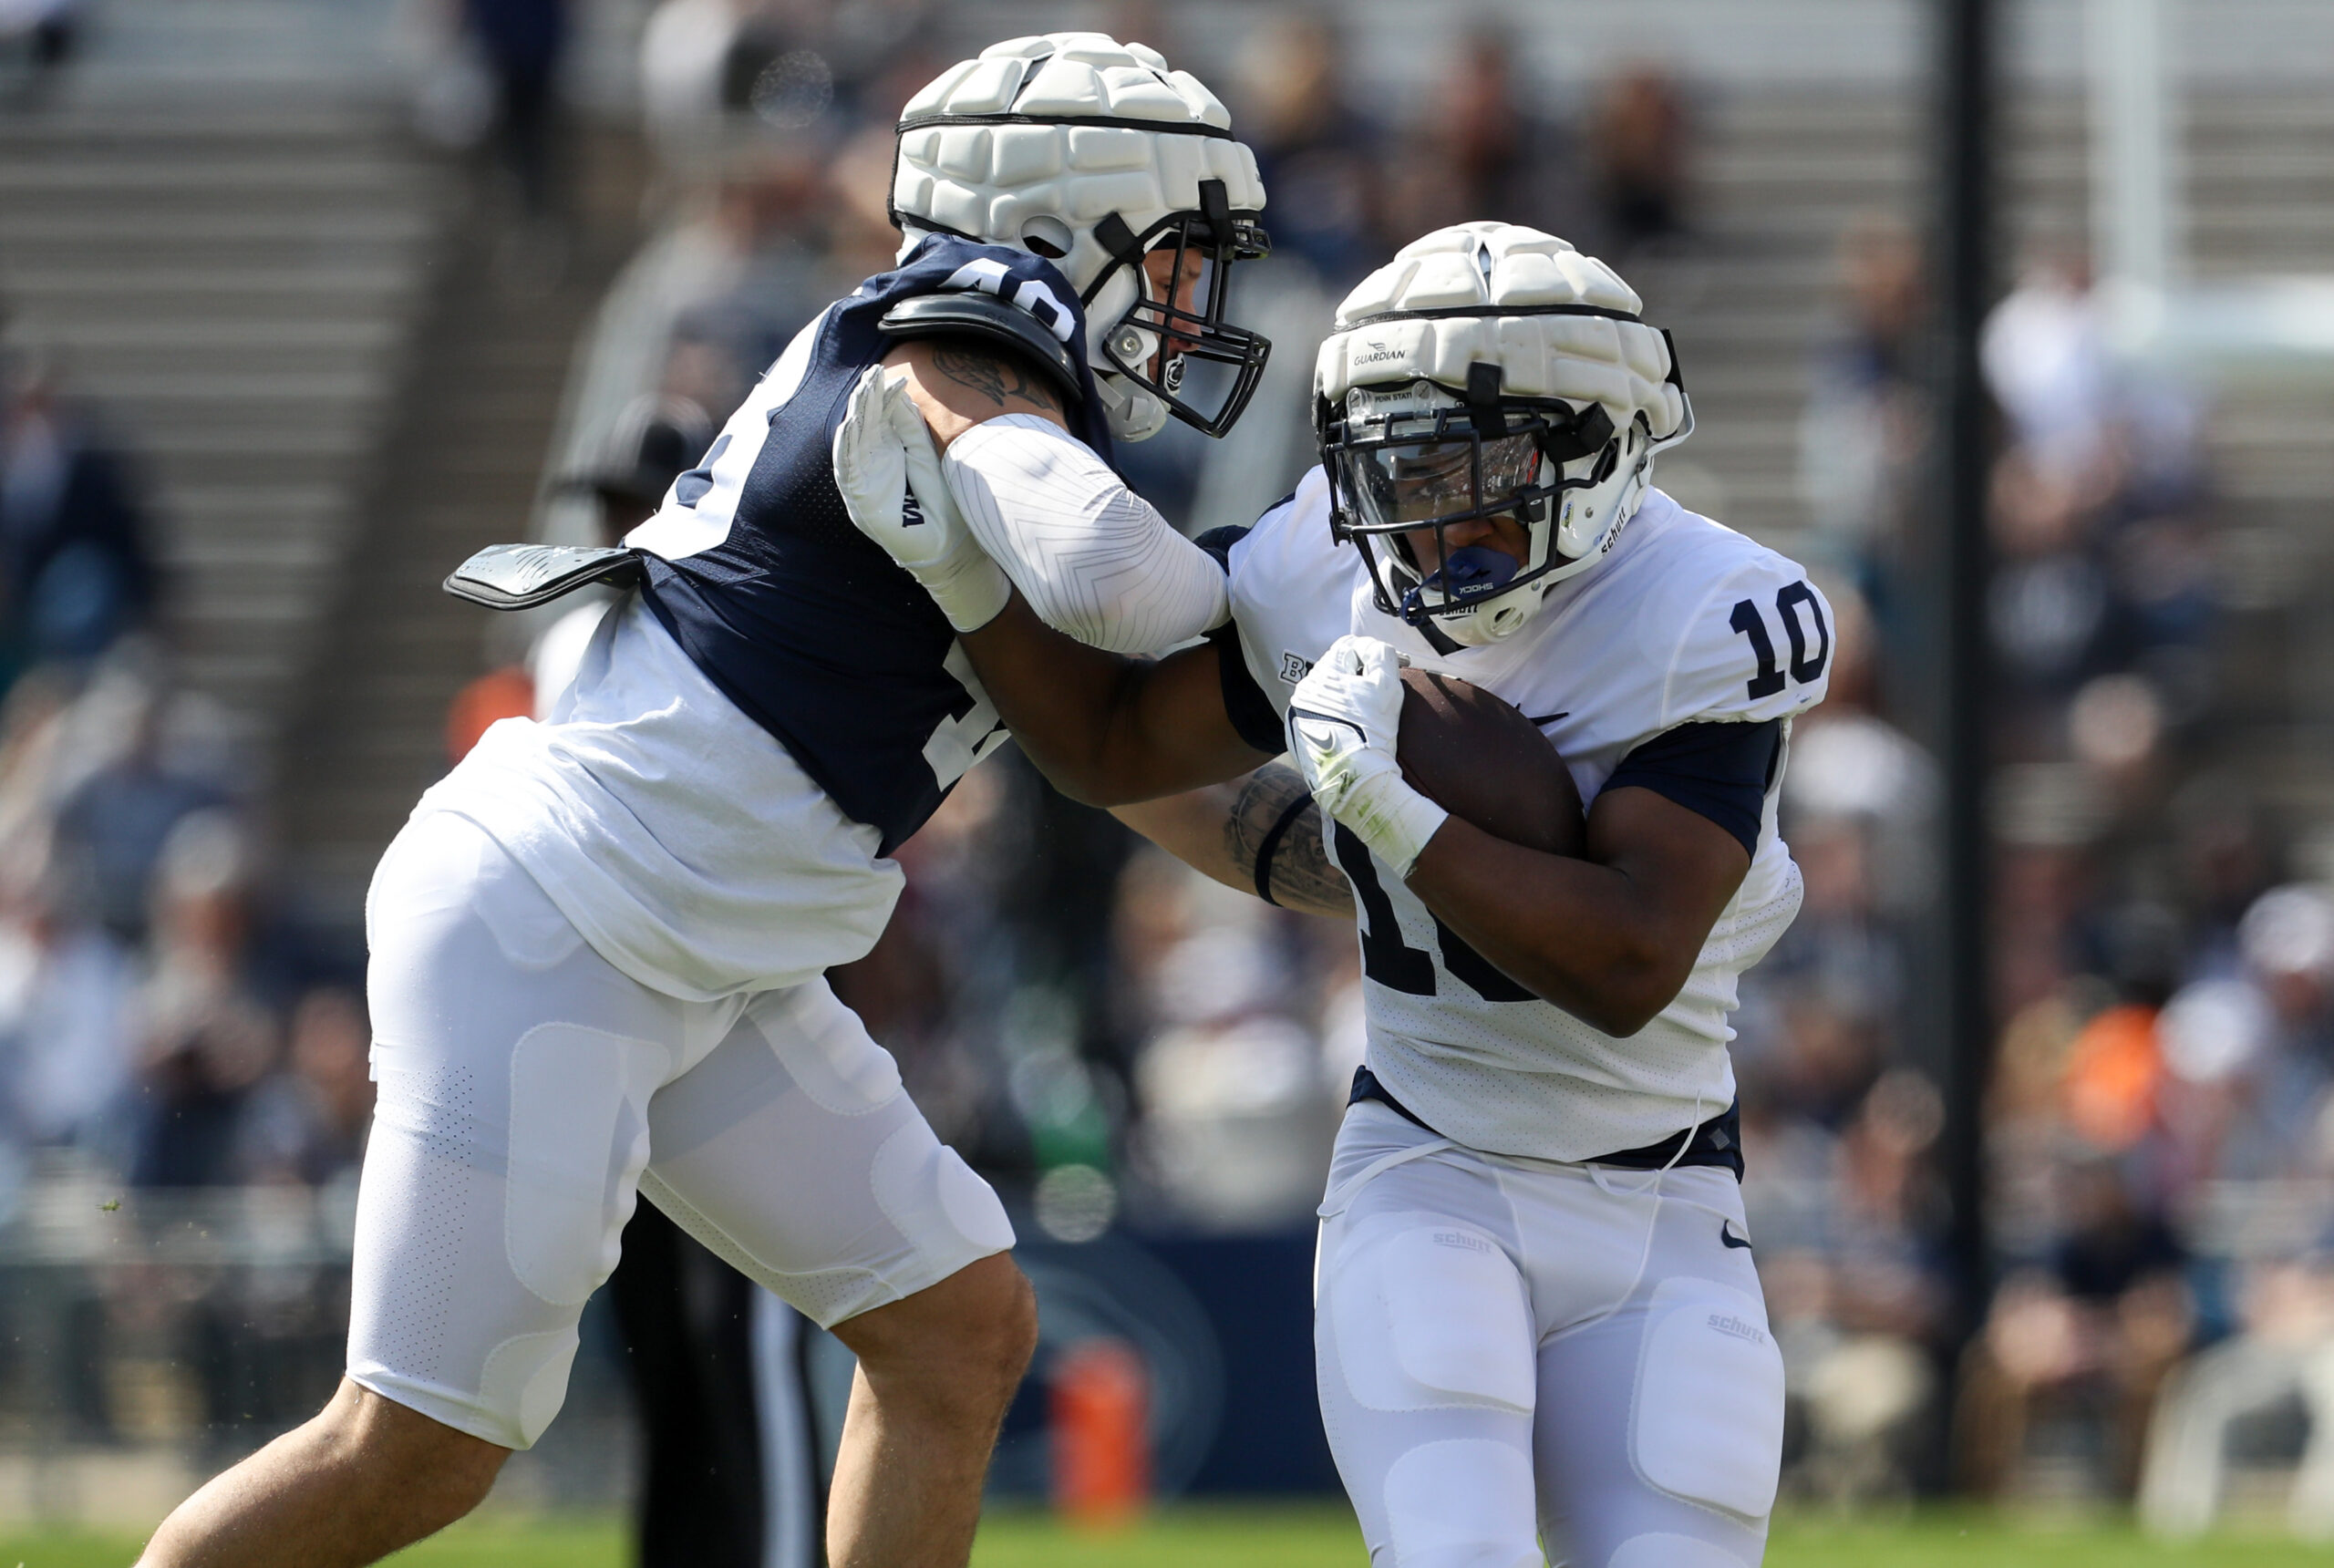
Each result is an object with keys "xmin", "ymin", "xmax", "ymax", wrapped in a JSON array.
[
  {"xmin": 1629, "ymin": 1275, "xmax": 1786, "ymax": 1520},
  {"xmin": 1329, "ymin": 1216, "xmax": 1536, "ymax": 1416}
]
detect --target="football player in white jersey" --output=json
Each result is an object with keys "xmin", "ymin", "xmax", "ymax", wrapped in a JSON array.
[
  {"xmin": 137, "ymin": 35, "xmax": 1275, "ymax": 1568},
  {"xmin": 840, "ymin": 222, "xmax": 1832, "ymax": 1566}
]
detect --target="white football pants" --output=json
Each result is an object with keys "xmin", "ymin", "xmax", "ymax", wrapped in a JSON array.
[
  {"xmin": 348, "ymin": 810, "xmax": 1015, "ymax": 1449},
  {"xmin": 1315, "ymin": 1103, "xmax": 1784, "ymax": 1568}
]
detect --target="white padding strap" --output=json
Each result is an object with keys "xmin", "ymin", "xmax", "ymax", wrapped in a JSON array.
[{"xmin": 942, "ymin": 414, "xmax": 1229, "ymax": 655}]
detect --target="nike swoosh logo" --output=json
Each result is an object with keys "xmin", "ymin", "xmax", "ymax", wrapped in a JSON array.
[
  {"xmin": 1528, "ymin": 711, "xmax": 1569, "ymax": 727},
  {"xmin": 1720, "ymin": 1222, "xmax": 1753, "ymax": 1250}
]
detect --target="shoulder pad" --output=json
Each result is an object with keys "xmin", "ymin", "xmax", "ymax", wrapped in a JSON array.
[
  {"xmin": 444, "ymin": 542, "xmax": 644, "ymax": 611},
  {"xmin": 878, "ymin": 293, "xmax": 1084, "ymax": 406},
  {"xmin": 1654, "ymin": 557, "xmax": 1833, "ymax": 727}
]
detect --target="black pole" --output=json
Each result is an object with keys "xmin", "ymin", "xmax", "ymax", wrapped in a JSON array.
[{"xmin": 1937, "ymin": 0, "xmax": 1997, "ymax": 1362}]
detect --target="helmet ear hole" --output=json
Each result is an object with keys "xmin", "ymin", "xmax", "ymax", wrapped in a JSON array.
[{"xmin": 1019, "ymin": 216, "xmax": 1073, "ymax": 260}]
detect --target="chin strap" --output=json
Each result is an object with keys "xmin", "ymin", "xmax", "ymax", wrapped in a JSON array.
[{"xmin": 1092, "ymin": 371, "xmax": 1168, "ymax": 442}]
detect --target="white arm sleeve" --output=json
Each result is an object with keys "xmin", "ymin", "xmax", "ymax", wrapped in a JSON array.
[{"xmin": 940, "ymin": 413, "xmax": 1230, "ymax": 655}]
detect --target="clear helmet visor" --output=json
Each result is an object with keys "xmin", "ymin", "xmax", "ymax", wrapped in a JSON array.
[
  {"xmin": 1352, "ymin": 429, "xmax": 1544, "ymax": 534},
  {"xmin": 1326, "ymin": 379, "xmax": 1624, "ymax": 632}
]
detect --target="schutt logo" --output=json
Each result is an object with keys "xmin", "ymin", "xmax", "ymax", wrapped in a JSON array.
[{"xmin": 1706, "ymin": 1313, "xmax": 1767, "ymax": 1346}]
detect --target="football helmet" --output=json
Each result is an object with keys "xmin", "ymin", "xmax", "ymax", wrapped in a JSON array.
[
  {"xmin": 1316, "ymin": 222, "xmax": 1693, "ymax": 645},
  {"xmin": 892, "ymin": 33, "xmax": 1272, "ymax": 443}
]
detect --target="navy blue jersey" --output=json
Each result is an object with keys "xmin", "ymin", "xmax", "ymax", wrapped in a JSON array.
[{"xmin": 627, "ymin": 235, "xmax": 1115, "ymax": 856}]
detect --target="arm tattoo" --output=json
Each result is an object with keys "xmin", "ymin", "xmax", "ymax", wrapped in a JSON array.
[
  {"xmin": 1226, "ymin": 762, "xmax": 1353, "ymax": 919},
  {"xmin": 930, "ymin": 344, "xmax": 1062, "ymax": 413}
]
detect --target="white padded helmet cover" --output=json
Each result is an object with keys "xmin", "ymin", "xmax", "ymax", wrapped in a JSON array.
[
  {"xmin": 1317, "ymin": 222, "xmax": 1685, "ymax": 443},
  {"xmin": 893, "ymin": 34, "xmax": 1266, "ymax": 311}
]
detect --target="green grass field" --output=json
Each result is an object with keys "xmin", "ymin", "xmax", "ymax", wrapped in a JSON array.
[{"xmin": 8, "ymin": 1505, "xmax": 2334, "ymax": 1567}]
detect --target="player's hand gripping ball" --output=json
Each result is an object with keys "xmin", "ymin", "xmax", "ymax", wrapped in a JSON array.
[
  {"xmin": 1287, "ymin": 635, "xmax": 1452, "ymax": 879},
  {"xmin": 1396, "ymin": 669, "xmax": 1585, "ymax": 859},
  {"xmin": 1289, "ymin": 635, "xmax": 1585, "ymax": 878}
]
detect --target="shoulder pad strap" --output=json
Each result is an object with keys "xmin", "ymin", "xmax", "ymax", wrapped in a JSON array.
[
  {"xmin": 1191, "ymin": 523, "xmax": 1250, "ymax": 573},
  {"xmin": 878, "ymin": 293, "xmax": 1084, "ymax": 405},
  {"xmin": 443, "ymin": 542, "xmax": 644, "ymax": 611}
]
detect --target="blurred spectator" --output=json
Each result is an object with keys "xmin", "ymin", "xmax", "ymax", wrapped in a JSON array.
[
  {"xmin": 1983, "ymin": 246, "xmax": 2115, "ymax": 489},
  {"xmin": 235, "ymin": 987, "xmax": 371, "ymax": 1190},
  {"xmin": 0, "ymin": 860, "xmax": 134, "ymax": 1159},
  {"xmin": 0, "ymin": 351, "xmax": 160, "ymax": 672},
  {"xmin": 821, "ymin": 122, "xmax": 910, "ymax": 287},
  {"xmin": 464, "ymin": 0, "xmax": 567, "ymax": 217},
  {"xmin": 445, "ymin": 392, "xmax": 713, "ymax": 764},
  {"xmin": 1234, "ymin": 15, "xmax": 1379, "ymax": 288},
  {"xmin": 532, "ymin": 392, "xmax": 713, "ymax": 715},
  {"xmin": 1381, "ymin": 29, "xmax": 1583, "ymax": 252},
  {"xmin": 1758, "ymin": 1070, "xmax": 1947, "ymax": 1502},
  {"xmin": 640, "ymin": 0, "xmax": 748, "ymax": 162},
  {"xmin": 1589, "ymin": 66, "xmax": 1689, "ymax": 255},
  {"xmin": 1957, "ymin": 1158, "xmax": 2193, "ymax": 1499},
  {"xmin": 126, "ymin": 811, "xmax": 277, "ymax": 1189},
  {"xmin": 51, "ymin": 667, "xmax": 229, "ymax": 945},
  {"xmin": 1798, "ymin": 214, "xmax": 1927, "ymax": 590},
  {"xmin": 661, "ymin": 150, "xmax": 835, "ymax": 418},
  {"xmin": 0, "ymin": 0, "xmax": 77, "ymax": 98},
  {"xmin": 1109, "ymin": 845, "xmax": 1340, "ymax": 1231}
]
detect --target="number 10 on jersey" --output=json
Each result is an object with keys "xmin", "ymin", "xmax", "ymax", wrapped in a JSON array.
[{"xmin": 1730, "ymin": 583, "xmax": 1827, "ymax": 699}]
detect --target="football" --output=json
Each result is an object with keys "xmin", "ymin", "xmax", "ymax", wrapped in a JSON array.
[{"xmin": 1397, "ymin": 668, "xmax": 1586, "ymax": 858}]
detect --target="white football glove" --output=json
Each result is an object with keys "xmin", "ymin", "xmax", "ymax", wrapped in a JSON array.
[
  {"xmin": 1286, "ymin": 634, "xmax": 1450, "ymax": 880},
  {"xmin": 831, "ymin": 364, "xmax": 1011, "ymax": 634}
]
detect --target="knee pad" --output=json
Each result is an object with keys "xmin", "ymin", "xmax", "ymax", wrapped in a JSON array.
[
  {"xmin": 479, "ymin": 1326, "xmax": 582, "ymax": 1448},
  {"xmin": 1328, "ymin": 1220, "xmax": 1535, "ymax": 1415},
  {"xmin": 1383, "ymin": 1439, "xmax": 1543, "ymax": 1568},
  {"xmin": 1607, "ymin": 1532, "xmax": 1754, "ymax": 1568},
  {"xmin": 1628, "ymin": 1277, "xmax": 1786, "ymax": 1520},
  {"xmin": 870, "ymin": 1126, "xmax": 1017, "ymax": 1272}
]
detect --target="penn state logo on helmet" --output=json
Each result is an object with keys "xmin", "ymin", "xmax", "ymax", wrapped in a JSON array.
[
  {"xmin": 1316, "ymin": 222, "xmax": 1693, "ymax": 646},
  {"xmin": 892, "ymin": 33, "xmax": 1272, "ymax": 443}
]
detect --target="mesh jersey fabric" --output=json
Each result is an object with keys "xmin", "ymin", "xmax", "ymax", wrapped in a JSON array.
[
  {"xmin": 1216, "ymin": 471, "xmax": 1831, "ymax": 1161},
  {"xmin": 419, "ymin": 597, "xmax": 903, "ymax": 1003}
]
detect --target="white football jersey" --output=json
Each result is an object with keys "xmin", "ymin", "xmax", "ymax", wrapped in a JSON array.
[{"xmin": 1224, "ymin": 469, "xmax": 1833, "ymax": 1161}]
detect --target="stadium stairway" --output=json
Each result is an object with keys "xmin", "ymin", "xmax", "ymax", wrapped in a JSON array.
[
  {"xmin": 0, "ymin": 95, "xmax": 449, "ymax": 768},
  {"xmin": 273, "ymin": 133, "xmax": 650, "ymax": 924},
  {"xmin": 1630, "ymin": 87, "xmax": 2334, "ymax": 562},
  {"xmin": 0, "ymin": 0, "xmax": 647, "ymax": 930}
]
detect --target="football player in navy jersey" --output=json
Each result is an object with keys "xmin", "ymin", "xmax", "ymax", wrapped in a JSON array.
[
  {"xmin": 843, "ymin": 222, "xmax": 1832, "ymax": 1568},
  {"xmin": 135, "ymin": 34, "xmax": 1272, "ymax": 1568}
]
